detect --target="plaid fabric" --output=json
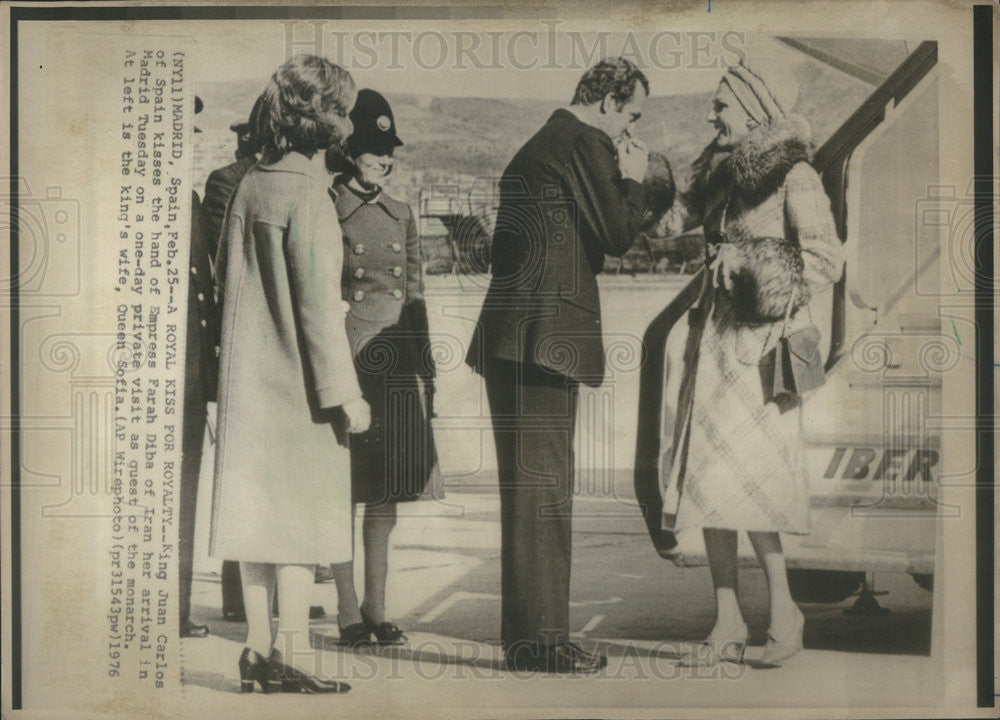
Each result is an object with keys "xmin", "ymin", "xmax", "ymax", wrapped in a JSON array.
[
  {"xmin": 667, "ymin": 307, "xmax": 812, "ymax": 534},
  {"xmin": 658, "ymin": 162, "xmax": 842, "ymax": 535}
]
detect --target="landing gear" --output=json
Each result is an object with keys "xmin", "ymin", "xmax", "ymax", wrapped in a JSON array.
[
  {"xmin": 843, "ymin": 572, "xmax": 891, "ymax": 616},
  {"xmin": 788, "ymin": 569, "xmax": 865, "ymax": 604}
]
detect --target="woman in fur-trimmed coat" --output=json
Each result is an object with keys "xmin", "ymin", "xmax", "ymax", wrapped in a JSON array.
[{"xmin": 654, "ymin": 60, "xmax": 843, "ymax": 667}]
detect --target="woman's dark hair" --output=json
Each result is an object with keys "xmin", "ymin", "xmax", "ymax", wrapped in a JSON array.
[
  {"xmin": 325, "ymin": 143, "xmax": 357, "ymax": 178},
  {"xmin": 258, "ymin": 54, "xmax": 356, "ymax": 157},
  {"xmin": 571, "ymin": 57, "xmax": 650, "ymax": 109}
]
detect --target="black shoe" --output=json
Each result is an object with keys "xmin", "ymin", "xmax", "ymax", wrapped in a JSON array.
[
  {"xmin": 314, "ymin": 565, "xmax": 336, "ymax": 583},
  {"xmin": 504, "ymin": 642, "xmax": 607, "ymax": 674},
  {"xmin": 237, "ymin": 647, "xmax": 272, "ymax": 693},
  {"xmin": 360, "ymin": 608, "xmax": 407, "ymax": 645},
  {"xmin": 267, "ymin": 649, "xmax": 351, "ymax": 694},
  {"xmin": 338, "ymin": 622, "xmax": 372, "ymax": 648},
  {"xmin": 222, "ymin": 606, "xmax": 246, "ymax": 622},
  {"xmin": 181, "ymin": 619, "xmax": 210, "ymax": 639},
  {"xmin": 309, "ymin": 605, "xmax": 326, "ymax": 620}
]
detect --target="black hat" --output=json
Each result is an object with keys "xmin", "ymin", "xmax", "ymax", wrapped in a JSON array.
[
  {"xmin": 346, "ymin": 88, "xmax": 403, "ymax": 156},
  {"xmin": 231, "ymin": 95, "xmax": 266, "ymax": 149},
  {"xmin": 194, "ymin": 95, "xmax": 203, "ymax": 133}
]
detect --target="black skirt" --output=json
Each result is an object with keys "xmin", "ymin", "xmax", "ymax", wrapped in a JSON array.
[{"xmin": 350, "ymin": 327, "xmax": 438, "ymax": 505}]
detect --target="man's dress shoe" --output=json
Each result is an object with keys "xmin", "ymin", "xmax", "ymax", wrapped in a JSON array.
[
  {"xmin": 181, "ymin": 619, "xmax": 210, "ymax": 638},
  {"xmin": 504, "ymin": 642, "xmax": 607, "ymax": 673}
]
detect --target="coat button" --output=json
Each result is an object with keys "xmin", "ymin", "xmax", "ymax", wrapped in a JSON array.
[
  {"xmin": 354, "ymin": 244, "xmax": 365, "ymax": 255},
  {"xmin": 354, "ymin": 267, "xmax": 365, "ymax": 279},
  {"xmin": 190, "ymin": 266, "xmax": 197, "ymax": 275},
  {"xmin": 200, "ymin": 319, "xmax": 207, "ymax": 327},
  {"xmin": 391, "ymin": 242, "xmax": 401, "ymax": 252},
  {"xmin": 197, "ymin": 292, "xmax": 204, "ymax": 301},
  {"xmin": 393, "ymin": 289, "xmax": 403, "ymax": 300},
  {"xmin": 353, "ymin": 290, "xmax": 365, "ymax": 302},
  {"xmin": 341, "ymin": 301, "xmax": 351, "ymax": 313},
  {"xmin": 392, "ymin": 266, "xmax": 403, "ymax": 277}
]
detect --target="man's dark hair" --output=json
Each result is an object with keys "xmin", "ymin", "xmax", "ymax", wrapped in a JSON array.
[
  {"xmin": 235, "ymin": 94, "xmax": 267, "ymax": 159},
  {"xmin": 571, "ymin": 57, "xmax": 649, "ymax": 108}
]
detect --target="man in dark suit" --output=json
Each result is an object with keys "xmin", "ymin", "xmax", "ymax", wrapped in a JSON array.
[
  {"xmin": 466, "ymin": 57, "xmax": 649, "ymax": 673},
  {"xmin": 201, "ymin": 108, "xmax": 262, "ymax": 248}
]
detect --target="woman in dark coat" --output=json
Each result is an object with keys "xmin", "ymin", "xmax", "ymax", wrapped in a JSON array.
[
  {"xmin": 654, "ymin": 58, "xmax": 843, "ymax": 667},
  {"xmin": 210, "ymin": 55, "xmax": 369, "ymax": 693},
  {"xmin": 323, "ymin": 89, "xmax": 438, "ymax": 646}
]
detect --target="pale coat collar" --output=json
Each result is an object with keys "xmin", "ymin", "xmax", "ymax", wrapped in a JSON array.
[{"xmin": 257, "ymin": 150, "xmax": 328, "ymax": 179}]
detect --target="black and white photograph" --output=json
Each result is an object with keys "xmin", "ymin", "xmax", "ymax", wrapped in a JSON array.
[{"xmin": 1, "ymin": 2, "xmax": 995, "ymax": 718}]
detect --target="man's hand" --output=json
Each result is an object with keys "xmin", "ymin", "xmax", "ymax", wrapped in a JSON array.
[
  {"xmin": 617, "ymin": 136, "xmax": 649, "ymax": 182},
  {"xmin": 342, "ymin": 397, "xmax": 371, "ymax": 434}
]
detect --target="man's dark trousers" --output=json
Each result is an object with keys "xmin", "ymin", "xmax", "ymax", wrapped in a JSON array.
[
  {"xmin": 483, "ymin": 357, "xmax": 580, "ymax": 653},
  {"xmin": 467, "ymin": 108, "xmax": 647, "ymax": 657},
  {"xmin": 179, "ymin": 192, "xmax": 217, "ymax": 631}
]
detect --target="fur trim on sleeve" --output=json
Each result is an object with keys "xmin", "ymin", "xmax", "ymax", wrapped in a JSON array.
[
  {"xmin": 652, "ymin": 142, "xmax": 729, "ymax": 237},
  {"xmin": 727, "ymin": 236, "xmax": 809, "ymax": 322}
]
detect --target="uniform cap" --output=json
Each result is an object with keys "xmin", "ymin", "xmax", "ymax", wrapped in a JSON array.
[{"xmin": 346, "ymin": 88, "xmax": 403, "ymax": 156}]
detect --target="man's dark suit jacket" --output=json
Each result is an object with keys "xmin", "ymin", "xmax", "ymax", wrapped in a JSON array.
[
  {"xmin": 201, "ymin": 154, "xmax": 257, "ymax": 251},
  {"xmin": 466, "ymin": 109, "xmax": 647, "ymax": 387},
  {"xmin": 193, "ymin": 155, "xmax": 256, "ymax": 404}
]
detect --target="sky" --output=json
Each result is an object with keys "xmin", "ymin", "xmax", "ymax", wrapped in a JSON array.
[{"xmin": 175, "ymin": 21, "xmax": 810, "ymax": 98}]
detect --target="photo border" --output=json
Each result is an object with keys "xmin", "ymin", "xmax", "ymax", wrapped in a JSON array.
[{"xmin": 5, "ymin": 2, "xmax": 996, "ymax": 713}]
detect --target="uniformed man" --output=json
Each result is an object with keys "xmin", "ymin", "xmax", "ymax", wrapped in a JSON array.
[{"xmin": 201, "ymin": 96, "xmax": 264, "ymax": 249}]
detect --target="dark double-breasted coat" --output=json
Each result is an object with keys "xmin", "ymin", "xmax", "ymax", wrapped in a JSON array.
[
  {"xmin": 336, "ymin": 183, "xmax": 422, "ymax": 353},
  {"xmin": 335, "ymin": 181, "xmax": 438, "ymax": 504}
]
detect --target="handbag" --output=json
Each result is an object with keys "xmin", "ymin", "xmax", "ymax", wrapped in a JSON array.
[{"xmin": 759, "ymin": 290, "xmax": 825, "ymax": 412}]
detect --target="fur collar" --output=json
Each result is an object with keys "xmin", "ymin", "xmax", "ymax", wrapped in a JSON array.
[
  {"xmin": 691, "ymin": 114, "xmax": 814, "ymax": 205},
  {"xmin": 728, "ymin": 114, "xmax": 813, "ymax": 199}
]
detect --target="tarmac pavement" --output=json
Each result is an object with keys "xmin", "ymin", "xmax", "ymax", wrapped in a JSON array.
[
  {"xmin": 181, "ymin": 276, "xmax": 944, "ymax": 716},
  {"xmin": 182, "ymin": 491, "xmax": 940, "ymax": 717}
]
